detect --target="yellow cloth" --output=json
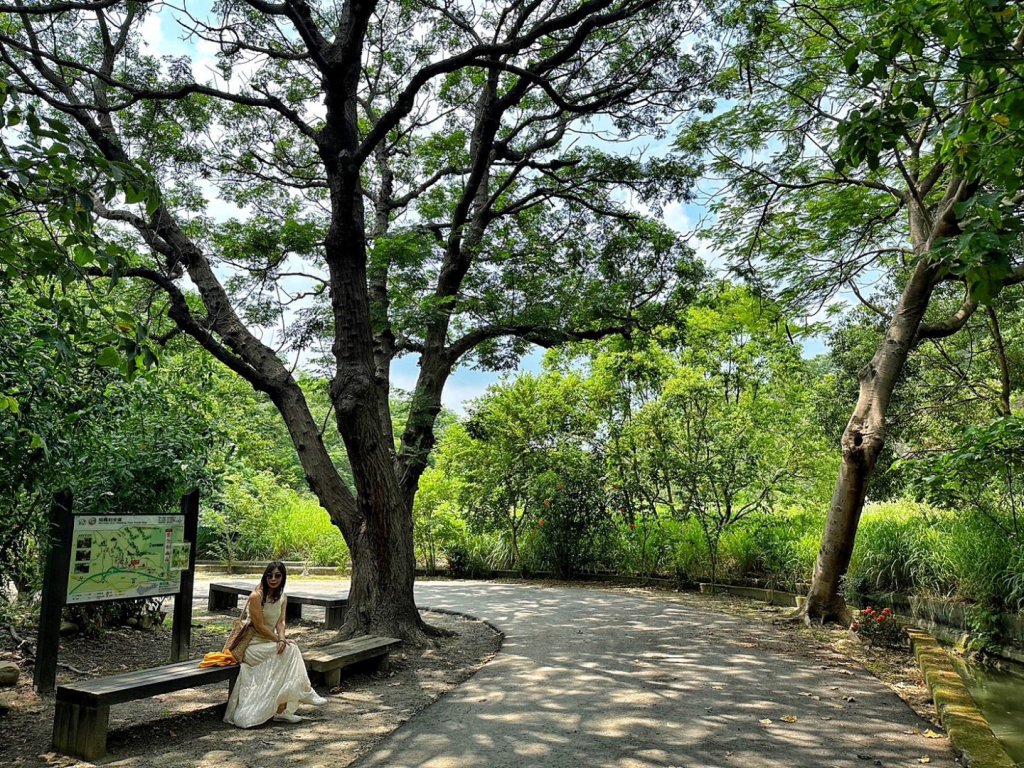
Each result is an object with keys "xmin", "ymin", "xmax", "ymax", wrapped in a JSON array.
[{"xmin": 199, "ymin": 651, "xmax": 239, "ymax": 668}]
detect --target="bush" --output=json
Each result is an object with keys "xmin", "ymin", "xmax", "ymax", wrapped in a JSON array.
[
  {"xmin": 672, "ymin": 518, "xmax": 711, "ymax": 582},
  {"xmin": 531, "ymin": 455, "xmax": 611, "ymax": 579},
  {"xmin": 443, "ymin": 534, "xmax": 497, "ymax": 578},
  {"xmin": 200, "ymin": 471, "xmax": 350, "ymax": 567},
  {"xmin": 611, "ymin": 513, "xmax": 685, "ymax": 578},
  {"xmin": 844, "ymin": 501, "xmax": 1023, "ymax": 613},
  {"xmin": 65, "ymin": 597, "xmax": 167, "ymax": 636},
  {"xmin": 851, "ymin": 605, "xmax": 905, "ymax": 648}
]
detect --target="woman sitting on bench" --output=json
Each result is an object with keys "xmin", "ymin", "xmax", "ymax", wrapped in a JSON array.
[{"xmin": 224, "ymin": 561, "xmax": 328, "ymax": 726}]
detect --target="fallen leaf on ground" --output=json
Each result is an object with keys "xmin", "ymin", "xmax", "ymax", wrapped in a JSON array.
[
  {"xmin": 922, "ymin": 730, "xmax": 943, "ymax": 739},
  {"xmin": 781, "ymin": 715, "xmax": 799, "ymax": 723},
  {"xmin": 919, "ymin": 757, "xmax": 931, "ymax": 764},
  {"xmin": 759, "ymin": 718, "xmax": 773, "ymax": 725}
]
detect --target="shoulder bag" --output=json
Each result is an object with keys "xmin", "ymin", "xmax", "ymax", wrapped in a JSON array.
[{"xmin": 222, "ymin": 602, "xmax": 256, "ymax": 663}]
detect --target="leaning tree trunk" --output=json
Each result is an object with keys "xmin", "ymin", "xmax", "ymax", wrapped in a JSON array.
[{"xmin": 802, "ymin": 261, "xmax": 938, "ymax": 623}]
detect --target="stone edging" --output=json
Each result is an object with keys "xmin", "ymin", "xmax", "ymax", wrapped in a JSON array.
[{"xmin": 908, "ymin": 627, "xmax": 1015, "ymax": 768}]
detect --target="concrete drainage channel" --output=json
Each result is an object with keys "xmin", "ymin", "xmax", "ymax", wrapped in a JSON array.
[{"xmin": 908, "ymin": 628, "xmax": 1018, "ymax": 767}]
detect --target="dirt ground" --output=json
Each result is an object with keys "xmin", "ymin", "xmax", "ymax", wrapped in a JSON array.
[
  {"xmin": 0, "ymin": 582, "xmax": 940, "ymax": 768},
  {"xmin": 0, "ymin": 608, "xmax": 502, "ymax": 768}
]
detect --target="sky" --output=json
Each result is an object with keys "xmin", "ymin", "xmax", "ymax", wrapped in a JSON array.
[{"xmin": 140, "ymin": 3, "xmax": 829, "ymax": 416}]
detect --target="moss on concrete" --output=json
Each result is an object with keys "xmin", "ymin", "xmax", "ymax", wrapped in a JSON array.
[{"xmin": 908, "ymin": 627, "xmax": 1016, "ymax": 768}]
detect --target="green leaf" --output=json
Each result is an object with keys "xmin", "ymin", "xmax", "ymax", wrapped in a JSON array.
[
  {"xmin": 123, "ymin": 183, "xmax": 148, "ymax": 204},
  {"xmin": 96, "ymin": 347, "xmax": 122, "ymax": 367},
  {"xmin": 844, "ymin": 45, "xmax": 861, "ymax": 75}
]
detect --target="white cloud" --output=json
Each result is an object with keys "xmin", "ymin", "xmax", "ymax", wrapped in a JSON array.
[{"xmin": 139, "ymin": 11, "xmax": 168, "ymax": 56}]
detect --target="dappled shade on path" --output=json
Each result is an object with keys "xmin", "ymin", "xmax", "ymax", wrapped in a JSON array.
[{"xmin": 356, "ymin": 582, "xmax": 955, "ymax": 768}]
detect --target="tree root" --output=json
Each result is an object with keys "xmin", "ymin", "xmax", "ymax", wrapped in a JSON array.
[
  {"xmin": 7, "ymin": 626, "xmax": 34, "ymax": 659},
  {"xmin": 774, "ymin": 607, "xmax": 809, "ymax": 625},
  {"xmin": 58, "ymin": 662, "xmax": 99, "ymax": 676},
  {"xmin": 422, "ymin": 621, "xmax": 456, "ymax": 639},
  {"xmin": 775, "ymin": 600, "xmax": 853, "ymax": 627}
]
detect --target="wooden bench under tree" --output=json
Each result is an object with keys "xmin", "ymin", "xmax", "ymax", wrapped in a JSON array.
[
  {"xmin": 303, "ymin": 636, "xmax": 401, "ymax": 687},
  {"xmin": 53, "ymin": 636, "xmax": 401, "ymax": 761},
  {"xmin": 207, "ymin": 581, "xmax": 349, "ymax": 629}
]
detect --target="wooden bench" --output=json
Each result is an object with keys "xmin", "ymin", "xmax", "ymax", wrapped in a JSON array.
[
  {"xmin": 304, "ymin": 636, "xmax": 401, "ymax": 687},
  {"xmin": 53, "ymin": 635, "xmax": 401, "ymax": 760},
  {"xmin": 207, "ymin": 581, "xmax": 348, "ymax": 629},
  {"xmin": 53, "ymin": 659, "xmax": 240, "ymax": 761}
]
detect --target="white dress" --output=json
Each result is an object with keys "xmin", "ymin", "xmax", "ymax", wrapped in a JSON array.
[{"xmin": 223, "ymin": 595, "xmax": 318, "ymax": 728}]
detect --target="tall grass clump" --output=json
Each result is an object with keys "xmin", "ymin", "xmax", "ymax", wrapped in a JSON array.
[
  {"xmin": 200, "ymin": 470, "xmax": 349, "ymax": 568},
  {"xmin": 611, "ymin": 513, "xmax": 686, "ymax": 578},
  {"xmin": 845, "ymin": 501, "xmax": 948, "ymax": 598},
  {"xmin": 935, "ymin": 510, "xmax": 1016, "ymax": 608}
]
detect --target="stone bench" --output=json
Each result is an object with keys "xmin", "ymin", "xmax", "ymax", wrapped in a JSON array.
[
  {"xmin": 53, "ymin": 635, "xmax": 401, "ymax": 760},
  {"xmin": 207, "ymin": 581, "xmax": 348, "ymax": 629}
]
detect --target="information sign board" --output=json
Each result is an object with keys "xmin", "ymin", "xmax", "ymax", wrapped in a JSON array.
[{"xmin": 66, "ymin": 514, "xmax": 189, "ymax": 603}]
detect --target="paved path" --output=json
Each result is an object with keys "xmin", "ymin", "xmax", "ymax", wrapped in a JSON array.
[{"xmin": 196, "ymin": 578, "xmax": 956, "ymax": 768}]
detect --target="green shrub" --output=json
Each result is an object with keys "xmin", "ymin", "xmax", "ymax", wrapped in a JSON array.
[
  {"xmin": 1007, "ymin": 548, "xmax": 1024, "ymax": 611},
  {"xmin": 672, "ymin": 518, "xmax": 711, "ymax": 582},
  {"xmin": 851, "ymin": 606, "xmax": 905, "ymax": 648},
  {"xmin": 65, "ymin": 597, "xmax": 166, "ymax": 636},
  {"xmin": 443, "ymin": 534, "xmax": 497, "ymax": 578},
  {"xmin": 720, "ymin": 525, "xmax": 760, "ymax": 579},
  {"xmin": 937, "ymin": 511, "xmax": 1014, "ymax": 607},
  {"xmin": 199, "ymin": 470, "xmax": 349, "ymax": 567},
  {"xmin": 531, "ymin": 456, "xmax": 611, "ymax": 579},
  {"xmin": 611, "ymin": 513, "xmax": 684, "ymax": 578}
]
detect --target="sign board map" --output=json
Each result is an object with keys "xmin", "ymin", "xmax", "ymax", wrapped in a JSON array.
[{"xmin": 67, "ymin": 515, "xmax": 189, "ymax": 604}]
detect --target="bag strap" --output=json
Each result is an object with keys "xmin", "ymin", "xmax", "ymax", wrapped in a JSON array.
[{"xmin": 239, "ymin": 595, "xmax": 251, "ymax": 622}]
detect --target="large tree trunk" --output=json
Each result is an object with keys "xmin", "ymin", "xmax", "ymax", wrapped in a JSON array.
[
  {"xmin": 344, "ymin": 498, "xmax": 423, "ymax": 640},
  {"xmin": 802, "ymin": 262, "xmax": 938, "ymax": 623}
]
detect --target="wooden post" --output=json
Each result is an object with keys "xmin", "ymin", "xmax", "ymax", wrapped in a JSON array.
[
  {"xmin": 34, "ymin": 492, "xmax": 73, "ymax": 694},
  {"xmin": 170, "ymin": 489, "xmax": 199, "ymax": 662}
]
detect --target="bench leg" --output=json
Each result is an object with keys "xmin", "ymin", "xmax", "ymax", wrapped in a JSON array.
[
  {"xmin": 286, "ymin": 600, "xmax": 302, "ymax": 623},
  {"xmin": 324, "ymin": 668, "xmax": 342, "ymax": 688},
  {"xmin": 374, "ymin": 653, "xmax": 391, "ymax": 675},
  {"xmin": 208, "ymin": 589, "xmax": 238, "ymax": 612},
  {"xmin": 53, "ymin": 699, "xmax": 110, "ymax": 761},
  {"xmin": 324, "ymin": 604, "xmax": 346, "ymax": 630}
]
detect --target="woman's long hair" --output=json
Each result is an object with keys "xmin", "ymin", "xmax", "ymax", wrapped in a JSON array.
[{"xmin": 259, "ymin": 561, "xmax": 287, "ymax": 605}]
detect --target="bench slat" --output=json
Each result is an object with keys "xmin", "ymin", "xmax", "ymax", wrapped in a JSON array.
[
  {"xmin": 304, "ymin": 637, "xmax": 401, "ymax": 669},
  {"xmin": 57, "ymin": 661, "xmax": 239, "ymax": 706},
  {"xmin": 55, "ymin": 635, "xmax": 401, "ymax": 760},
  {"xmin": 57, "ymin": 636, "xmax": 399, "ymax": 705}
]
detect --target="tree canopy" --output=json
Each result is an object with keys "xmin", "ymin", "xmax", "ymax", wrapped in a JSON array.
[{"xmin": 0, "ymin": 0, "xmax": 713, "ymax": 640}]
